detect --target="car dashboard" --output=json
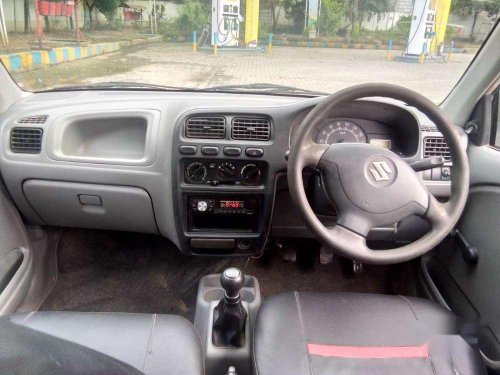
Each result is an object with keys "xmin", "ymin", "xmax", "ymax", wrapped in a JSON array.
[{"xmin": 0, "ymin": 91, "xmax": 457, "ymax": 256}]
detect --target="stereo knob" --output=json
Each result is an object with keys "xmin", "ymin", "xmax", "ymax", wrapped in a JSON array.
[
  {"xmin": 186, "ymin": 162, "xmax": 208, "ymax": 183},
  {"xmin": 240, "ymin": 164, "xmax": 262, "ymax": 185},
  {"xmin": 197, "ymin": 200, "xmax": 208, "ymax": 212}
]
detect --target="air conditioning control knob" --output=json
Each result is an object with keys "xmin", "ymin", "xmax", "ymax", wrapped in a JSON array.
[
  {"xmin": 186, "ymin": 162, "xmax": 208, "ymax": 183},
  {"xmin": 240, "ymin": 164, "xmax": 262, "ymax": 185}
]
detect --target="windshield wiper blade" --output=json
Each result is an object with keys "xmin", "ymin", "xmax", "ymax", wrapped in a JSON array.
[
  {"xmin": 43, "ymin": 82, "xmax": 197, "ymax": 92},
  {"xmin": 201, "ymin": 83, "xmax": 327, "ymax": 96}
]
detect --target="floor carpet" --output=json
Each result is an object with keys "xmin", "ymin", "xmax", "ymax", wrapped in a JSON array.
[{"xmin": 40, "ymin": 228, "xmax": 400, "ymax": 321}]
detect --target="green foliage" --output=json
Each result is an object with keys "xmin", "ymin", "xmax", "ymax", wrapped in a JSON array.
[
  {"xmin": 95, "ymin": 0, "xmax": 118, "ymax": 22},
  {"xmin": 451, "ymin": 0, "xmax": 500, "ymax": 17},
  {"xmin": 318, "ymin": 0, "xmax": 345, "ymax": 37},
  {"xmin": 177, "ymin": 0, "xmax": 210, "ymax": 34},
  {"xmin": 450, "ymin": 0, "xmax": 499, "ymax": 37},
  {"xmin": 160, "ymin": 0, "xmax": 209, "ymax": 38},
  {"xmin": 345, "ymin": 0, "xmax": 391, "ymax": 40},
  {"xmin": 393, "ymin": 15, "xmax": 410, "ymax": 39},
  {"xmin": 284, "ymin": 0, "xmax": 306, "ymax": 34}
]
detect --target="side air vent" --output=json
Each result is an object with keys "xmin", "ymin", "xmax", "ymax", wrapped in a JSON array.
[
  {"xmin": 423, "ymin": 137, "xmax": 450, "ymax": 161},
  {"xmin": 185, "ymin": 117, "xmax": 226, "ymax": 139},
  {"xmin": 17, "ymin": 115, "xmax": 48, "ymax": 124},
  {"xmin": 10, "ymin": 128, "xmax": 43, "ymax": 154},
  {"xmin": 231, "ymin": 117, "xmax": 271, "ymax": 141}
]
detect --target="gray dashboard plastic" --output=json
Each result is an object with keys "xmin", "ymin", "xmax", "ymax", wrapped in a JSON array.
[
  {"xmin": 0, "ymin": 91, "xmax": 452, "ymax": 249},
  {"xmin": 23, "ymin": 180, "xmax": 158, "ymax": 233},
  {"xmin": 46, "ymin": 110, "xmax": 159, "ymax": 165}
]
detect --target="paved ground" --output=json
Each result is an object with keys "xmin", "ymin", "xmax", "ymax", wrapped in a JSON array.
[{"xmin": 15, "ymin": 43, "xmax": 475, "ymax": 102}]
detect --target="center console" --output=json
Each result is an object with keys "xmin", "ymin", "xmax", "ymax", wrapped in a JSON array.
[
  {"xmin": 194, "ymin": 268, "xmax": 261, "ymax": 375},
  {"xmin": 172, "ymin": 113, "xmax": 276, "ymax": 256}
]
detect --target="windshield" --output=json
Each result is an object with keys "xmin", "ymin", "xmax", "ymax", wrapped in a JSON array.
[{"xmin": 0, "ymin": 0, "xmax": 498, "ymax": 102}]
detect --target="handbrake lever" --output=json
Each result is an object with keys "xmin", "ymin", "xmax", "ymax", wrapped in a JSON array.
[{"xmin": 409, "ymin": 156, "xmax": 446, "ymax": 172}]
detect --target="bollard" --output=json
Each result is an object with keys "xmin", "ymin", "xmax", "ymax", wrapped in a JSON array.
[
  {"xmin": 268, "ymin": 33, "xmax": 273, "ymax": 54},
  {"xmin": 447, "ymin": 40, "xmax": 453, "ymax": 61},
  {"xmin": 192, "ymin": 31, "xmax": 197, "ymax": 53},
  {"xmin": 419, "ymin": 41, "xmax": 427, "ymax": 64},
  {"xmin": 213, "ymin": 32, "xmax": 218, "ymax": 56},
  {"xmin": 386, "ymin": 39, "xmax": 393, "ymax": 61}
]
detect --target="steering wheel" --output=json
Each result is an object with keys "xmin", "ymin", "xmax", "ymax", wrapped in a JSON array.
[{"xmin": 288, "ymin": 83, "xmax": 469, "ymax": 265}]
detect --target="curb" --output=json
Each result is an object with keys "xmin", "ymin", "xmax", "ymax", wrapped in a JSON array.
[
  {"xmin": 163, "ymin": 37, "xmax": 404, "ymax": 51},
  {"xmin": 271, "ymin": 40, "xmax": 404, "ymax": 50},
  {"xmin": 0, "ymin": 36, "xmax": 161, "ymax": 73}
]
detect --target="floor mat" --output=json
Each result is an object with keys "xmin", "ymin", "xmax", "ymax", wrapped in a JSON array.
[{"xmin": 41, "ymin": 229, "xmax": 395, "ymax": 321}]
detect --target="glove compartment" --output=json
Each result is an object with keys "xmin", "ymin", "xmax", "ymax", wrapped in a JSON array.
[{"xmin": 23, "ymin": 180, "xmax": 158, "ymax": 234}]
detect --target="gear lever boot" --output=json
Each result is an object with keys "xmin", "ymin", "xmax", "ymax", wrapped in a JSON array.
[{"xmin": 212, "ymin": 267, "xmax": 247, "ymax": 347}]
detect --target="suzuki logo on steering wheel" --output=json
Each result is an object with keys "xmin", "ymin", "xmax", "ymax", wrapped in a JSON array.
[{"xmin": 369, "ymin": 161, "xmax": 393, "ymax": 182}]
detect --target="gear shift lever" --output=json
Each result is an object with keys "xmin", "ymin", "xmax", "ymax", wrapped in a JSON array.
[
  {"xmin": 212, "ymin": 267, "xmax": 247, "ymax": 347},
  {"xmin": 221, "ymin": 267, "xmax": 245, "ymax": 301}
]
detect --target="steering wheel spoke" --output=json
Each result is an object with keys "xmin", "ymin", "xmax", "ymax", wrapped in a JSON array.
[
  {"xmin": 301, "ymin": 141, "xmax": 329, "ymax": 168},
  {"xmin": 327, "ymin": 225, "xmax": 367, "ymax": 247},
  {"xmin": 336, "ymin": 210, "xmax": 375, "ymax": 237},
  {"xmin": 423, "ymin": 194, "xmax": 451, "ymax": 229}
]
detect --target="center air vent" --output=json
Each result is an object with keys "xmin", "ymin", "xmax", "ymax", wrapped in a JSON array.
[
  {"xmin": 185, "ymin": 117, "xmax": 226, "ymax": 139},
  {"xmin": 231, "ymin": 117, "xmax": 271, "ymax": 141},
  {"xmin": 423, "ymin": 137, "xmax": 450, "ymax": 161},
  {"xmin": 17, "ymin": 115, "xmax": 48, "ymax": 124},
  {"xmin": 10, "ymin": 128, "xmax": 43, "ymax": 154}
]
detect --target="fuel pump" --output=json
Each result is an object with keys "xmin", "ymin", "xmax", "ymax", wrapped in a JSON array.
[
  {"xmin": 404, "ymin": 0, "xmax": 436, "ymax": 55},
  {"xmin": 211, "ymin": 0, "xmax": 242, "ymax": 47}
]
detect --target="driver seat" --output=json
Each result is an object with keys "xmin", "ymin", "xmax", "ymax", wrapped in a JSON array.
[{"xmin": 254, "ymin": 292, "xmax": 486, "ymax": 374}]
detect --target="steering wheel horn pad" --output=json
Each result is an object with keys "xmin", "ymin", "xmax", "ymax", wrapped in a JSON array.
[
  {"xmin": 318, "ymin": 143, "xmax": 428, "ymax": 236},
  {"xmin": 288, "ymin": 83, "xmax": 469, "ymax": 265}
]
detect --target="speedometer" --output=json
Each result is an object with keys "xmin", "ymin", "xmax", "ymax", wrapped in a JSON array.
[{"xmin": 316, "ymin": 120, "xmax": 367, "ymax": 145}]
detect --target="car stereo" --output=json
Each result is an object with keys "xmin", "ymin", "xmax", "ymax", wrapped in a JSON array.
[
  {"xmin": 190, "ymin": 197, "xmax": 257, "ymax": 215},
  {"xmin": 187, "ymin": 195, "xmax": 260, "ymax": 232}
]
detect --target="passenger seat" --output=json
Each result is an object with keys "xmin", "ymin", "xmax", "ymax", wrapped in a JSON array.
[{"xmin": 1, "ymin": 311, "xmax": 204, "ymax": 374}]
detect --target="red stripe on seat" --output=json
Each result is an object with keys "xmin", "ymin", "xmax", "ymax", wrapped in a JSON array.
[{"xmin": 307, "ymin": 343, "xmax": 429, "ymax": 359}]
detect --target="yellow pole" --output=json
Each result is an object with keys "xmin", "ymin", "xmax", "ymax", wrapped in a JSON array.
[
  {"xmin": 268, "ymin": 34, "xmax": 273, "ymax": 54},
  {"xmin": 419, "ymin": 41, "xmax": 427, "ymax": 64},
  {"xmin": 386, "ymin": 40, "xmax": 393, "ymax": 61},
  {"xmin": 245, "ymin": 0, "xmax": 260, "ymax": 45},
  {"xmin": 447, "ymin": 40, "xmax": 454, "ymax": 61},
  {"xmin": 193, "ymin": 31, "xmax": 197, "ymax": 53},
  {"xmin": 431, "ymin": 0, "xmax": 452, "ymax": 53},
  {"xmin": 213, "ymin": 32, "xmax": 218, "ymax": 55}
]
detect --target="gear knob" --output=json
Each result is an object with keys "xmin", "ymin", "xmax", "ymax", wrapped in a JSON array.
[{"xmin": 220, "ymin": 267, "xmax": 245, "ymax": 301}]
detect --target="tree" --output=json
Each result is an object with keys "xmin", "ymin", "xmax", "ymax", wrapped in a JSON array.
[
  {"xmin": 284, "ymin": 0, "xmax": 305, "ymax": 34},
  {"xmin": 96, "ymin": 0, "xmax": 119, "ymax": 22},
  {"xmin": 318, "ymin": 0, "xmax": 345, "ymax": 36},
  {"xmin": 175, "ymin": 0, "xmax": 210, "ymax": 35},
  {"xmin": 83, "ymin": 0, "xmax": 120, "ymax": 29},
  {"xmin": 345, "ymin": 0, "xmax": 391, "ymax": 39},
  {"xmin": 84, "ymin": 0, "xmax": 97, "ymax": 30},
  {"xmin": 451, "ymin": 0, "xmax": 500, "ymax": 38},
  {"xmin": 262, "ymin": 0, "xmax": 284, "ymax": 33},
  {"xmin": 24, "ymin": 0, "xmax": 31, "ymax": 33}
]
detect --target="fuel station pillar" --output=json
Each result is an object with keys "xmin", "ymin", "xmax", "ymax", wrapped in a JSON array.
[{"xmin": 245, "ymin": 0, "xmax": 260, "ymax": 46}]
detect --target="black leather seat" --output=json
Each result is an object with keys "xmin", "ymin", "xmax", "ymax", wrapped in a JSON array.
[
  {"xmin": 254, "ymin": 292, "xmax": 486, "ymax": 375},
  {"xmin": 4, "ymin": 311, "xmax": 203, "ymax": 375}
]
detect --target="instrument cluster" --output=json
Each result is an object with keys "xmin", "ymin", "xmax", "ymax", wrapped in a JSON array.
[{"xmin": 316, "ymin": 119, "xmax": 392, "ymax": 150}]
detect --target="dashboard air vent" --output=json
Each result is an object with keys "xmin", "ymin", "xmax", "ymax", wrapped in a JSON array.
[
  {"xmin": 185, "ymin": 117, "xmax": 226, "ymax": 139},
  {"xmin": 423, "ymin": 137, "xmax": 450, "ymax": 161},
  {"xmin": 420, "ymin": 125, "xmax": 438, "ymax": 132},
  {"xmin": 17, "ymin": 115, "xmax": 48, "ymax": 124},
  {"xmin": 10, "ymin": 127, "xmax": 43, "ymax": 154},
  {"xmin": 231, "ymin": 117, "xmax": 271, "ymax": 141}
]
